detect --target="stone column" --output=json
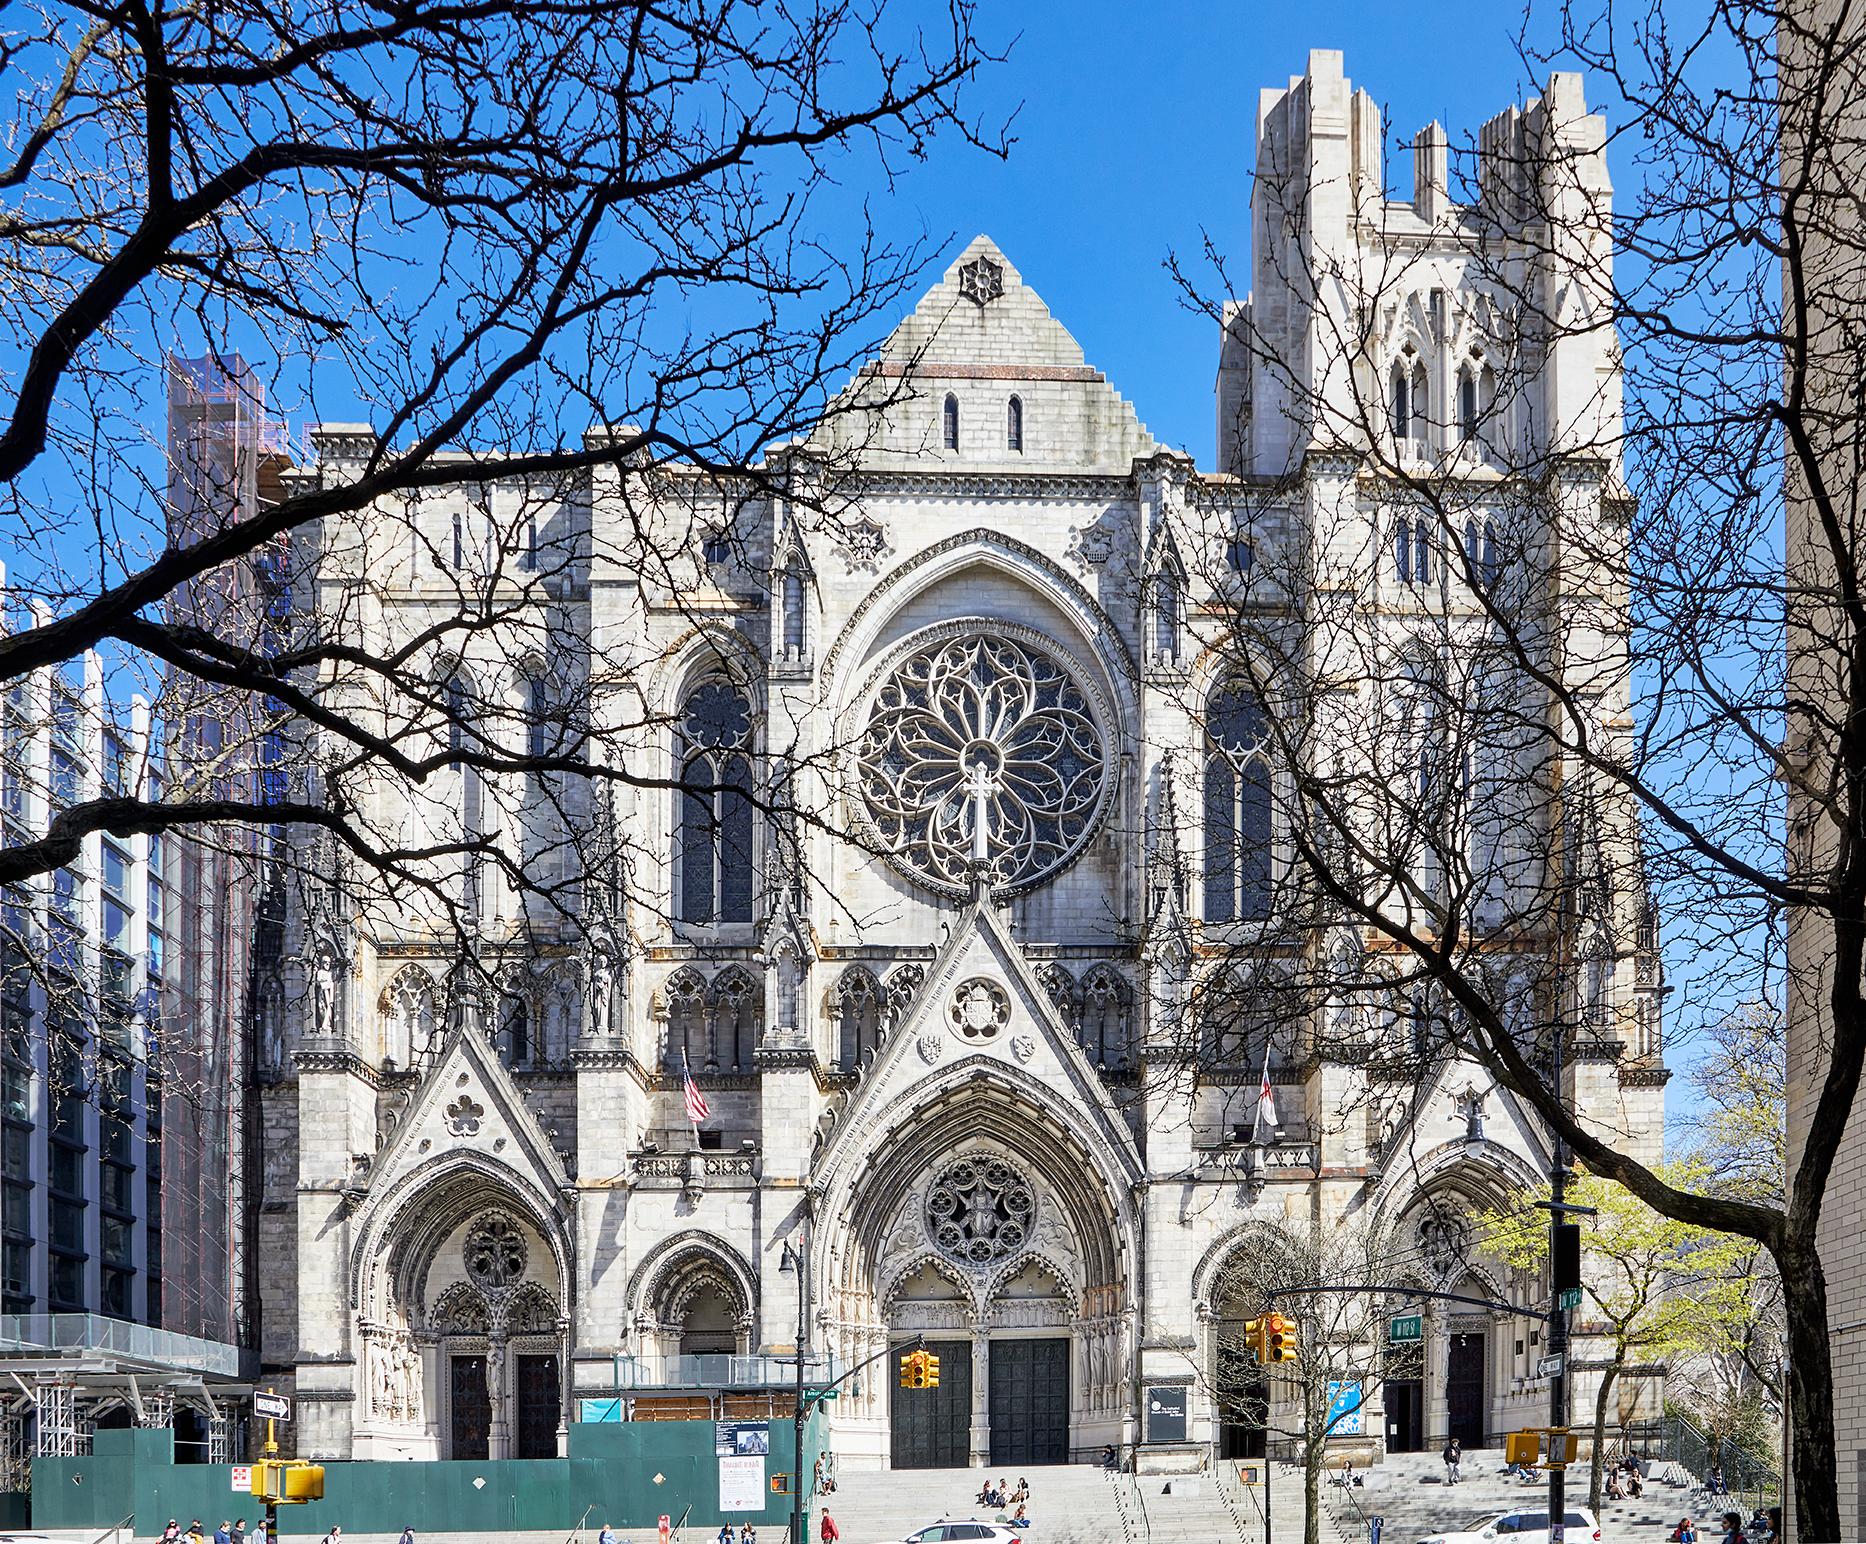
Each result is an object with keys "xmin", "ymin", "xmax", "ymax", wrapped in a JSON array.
[
  {"xmin": 488, "ymin": 1337, "xmax": 509, "ymax": 1459},
  {"xmin": 970, "ymin": 1335, "xmax": 990, "ymax": 1468},
  {"xmin": 1425, "ymin": 1313, "xmax": 1450, "ymax": 1446},
  {"xmin": 557, "ymin": 1315, "xmax": 574, "ymax": 1456}
]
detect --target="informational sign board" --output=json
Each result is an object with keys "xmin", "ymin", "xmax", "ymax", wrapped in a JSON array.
[
  {"xmin": 254, "ymin": 1392, "xmax": 292, "ymax": 1422},
  {"xmin": 1326, "ymin": 1380, "xmax": 1366, "ymax": 1435},
  {"xmin": 1389, "ymin": 1315, "xmax": 1424, "ymax": 1343},
  {"xmin": 1538, "ymin": 1354, "xmax": 1565, "ymax": 1378},
  {"xmin": 716, "ymin": 1420, "xmax": 771, "ymax": 1456},
  {"xmin": 1145, "ymin": 1386, "xmax": 1188, "ymax": 1443},
  {"xmin": 230, "ymin": 1467, "xmax": 252, "ymax": 1493},
  {"xmin": 1557, "ymin": 1288, "xmax": 1583, "ymax": 1311},
  {"xmin": 719, "ymin": 1456, "xmax": 766, "ymax": 1512},
  {"xmin": 579, "ymin": 1398, "xmax": 624, "ymax": 1423}
]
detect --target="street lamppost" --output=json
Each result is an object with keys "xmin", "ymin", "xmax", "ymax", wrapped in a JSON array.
[{"xmin": 779, "ymin": 1226, "xmax": 811, "ymax": 1544}]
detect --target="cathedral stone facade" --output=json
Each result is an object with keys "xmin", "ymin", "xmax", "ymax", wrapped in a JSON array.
[{"xmin": 258, "ymin": 53, "xmax": 1665, "ymax": 1471}]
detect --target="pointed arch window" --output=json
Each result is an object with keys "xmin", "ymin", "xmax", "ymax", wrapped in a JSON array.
[
  {"xmin": 1389, "ymin": 362, "xmax": 1411, "ymax": 444},
  {"xmin": 942, "ymin": 394, "xmax": 960, "ymax": 450},
  {"xmin": 1080, "ymin": 967, "xmax": 1133, "ymax": 1072},
  {"xmin": 834, "ymin": 968, "xmax": 882, "ymax": 1072},
  {"xmin": 676, "ymin": 682, "xmax": 755, "ymax": 925},
  {"xmin": 1153, "ymin": 568, "xmax": 1183, "ymax": 662},
  {"xmin": 1203, "ymin": 684, "xmax": 1272, "ymax": 923},
  {"xmin": 1411, "ymin": 362, "xmax": 1429, "ymax": 444},
  {"xmin": 1464, "ymin": 518, "xmax": 1500, "ymax": 591},
  {"xmin": 451, "ymin": 509, "xmax": 465, "ymax": 569},
  {"xmin": 382, "ymin": 967, "xmax": 440, "ymax": 1071},
  {"xmin": 446, "ymin": 677, "xmax": 469, "ymax": 768},
  {"xmin": 780, "ymin": 567, "xmax": 806, "ymax": 657},
  {"xmin": 497, "ymin": 989, "xmax": 531, "ymax": 1069},
  {"xmin": 1458, "ymin": 368, "xmax": 1478, "ymax": 444},
  {"xmin": 1006, "ymin": 395, "xmax": 1024, "ymax": 452},
  {"xmin": 1395, "ymin": 517, "xmax": 1432, "ymax": 585}
]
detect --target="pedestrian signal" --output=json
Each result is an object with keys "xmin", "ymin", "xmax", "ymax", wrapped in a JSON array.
[
  {"xmin": 923, "ymin": 1351, "xmax": 940, "ymax": 1388},
  {"xmin": 1266, "ymin": 1313, "xmax": 1299, "ymax": 1362},
  {"xmin": 1243, "ymin": 1316, "xmax": 1267, "ymax": 1363}
]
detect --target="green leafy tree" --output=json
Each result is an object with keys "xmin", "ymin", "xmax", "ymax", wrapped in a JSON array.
[{"xmin": 1481, "ymin": 1167, "xmax": 1757, "ymax": 1511}]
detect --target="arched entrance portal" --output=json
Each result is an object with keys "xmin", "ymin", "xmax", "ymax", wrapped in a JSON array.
[
  {"xmin": 820, "ymin": 1080, "xmax": 1136, "ymax": 1470},
  {"xmin": 353, "ymin": 1160, "xmax": 573, "ymax": 1461}
]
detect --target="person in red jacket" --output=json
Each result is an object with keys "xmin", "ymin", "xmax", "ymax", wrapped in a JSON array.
[{"xmin": 819, "ymin": 1515, "xmax": 839, "ymax": 1544}]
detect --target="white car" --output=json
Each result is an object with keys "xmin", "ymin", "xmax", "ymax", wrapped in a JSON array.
[
  {"xmin": 1417, "ymin": 1507, "xmax": 1602, "ymax": 1544},
  {"xmin": 882, "ymin": 1523, "xmax": 1024, "ymax": 1544}
]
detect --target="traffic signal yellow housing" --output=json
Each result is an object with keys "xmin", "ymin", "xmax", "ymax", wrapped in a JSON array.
[
  {"xmin": 900, "ymin": 1349, "xmax": 940, "ymax": 1389},
  {"xmin": 1504, "ymin": 1431, "xmax": 1540, "ymax": 1467},
  {"xmin": 1242, "ymin": 1316, "xmax": 1266, "ymax": 1362},
  {"xmin": 1266, "ymin": 1314, "xmax": 1299, "ymax": 1362},
  {"xmin": 249, "ymin": 1460, "xmax": 325, "ymax": 1503}
]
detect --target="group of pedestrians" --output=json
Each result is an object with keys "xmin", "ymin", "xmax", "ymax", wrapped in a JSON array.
[
  {"xmin": 1606, "ymin": 1455, "xmax": 1646, "ymax": 1499},
  {"xmin": 715, "ymin": 1523, "xmax": 759, "ymax": 1544},
  {"xmin": 1675, "ymin": 1506, "xmax": 1780, "ymax": 1544},
  {"xmin": 972, "ymin": 1475, "xmax": 1032, "ymax": 1528}
]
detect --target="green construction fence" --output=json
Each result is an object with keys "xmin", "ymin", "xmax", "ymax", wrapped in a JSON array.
[{"xmin": 28, "ymin": 1414, "xmax": 825, "ymax": 1538}]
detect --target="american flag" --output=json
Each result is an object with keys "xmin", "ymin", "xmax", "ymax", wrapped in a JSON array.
[{"xmin": 682, "ymin": 1053, "xmax": 710, "ymax": 1127}]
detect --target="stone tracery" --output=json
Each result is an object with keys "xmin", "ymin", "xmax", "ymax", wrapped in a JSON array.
[{"xmin": 857, "ymin": 632, "xmax": 1108, "ymax": 896}]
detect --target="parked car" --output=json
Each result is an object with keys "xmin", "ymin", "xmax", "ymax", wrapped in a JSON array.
[
  {"xmin": 1417, "ymin": 1508, "xmax": 1603, "ymax": 1544},
  {"xmin": 881, "ymin": 1524, "xmax": 1024, "ymax": 1544}
]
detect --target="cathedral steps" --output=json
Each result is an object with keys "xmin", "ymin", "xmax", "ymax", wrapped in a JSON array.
[
  {"xmin": 1318, "ymin": 1448, "xmax": 1715, "ymax": 1544},
  {"xmin": 818, "ymin": 1459, "xmax": 1329, "ymax": 1544}
]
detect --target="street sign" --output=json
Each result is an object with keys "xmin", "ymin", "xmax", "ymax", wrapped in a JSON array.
[
  {"xmin": 230, "ymin": 1467, "xmax": 252, "ymax": 1493},
  {"xmin": 1557, "ymin": 1287, "xmax": 1582, "ymax": 1311},
  {"xmin": 1389, "ymin": 1314, "xmax": 1424, "ymax": 1343},
  {"xmin": 1538, "ymin": 1354, "xmax": 1565, "ymax": 1378},
  {"xmin": 254, "ymin": 1392, "xmax": 292, "ymax": 1422}
]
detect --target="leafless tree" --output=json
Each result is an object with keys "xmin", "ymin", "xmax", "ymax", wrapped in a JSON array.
[
  {"xmin": 0, "ymin": 5, "xmax": 1008, "ymax": 1009},
  {"xmin": 1151, "ymin": 4, "xmax": 1861, "ymax": 1536}
]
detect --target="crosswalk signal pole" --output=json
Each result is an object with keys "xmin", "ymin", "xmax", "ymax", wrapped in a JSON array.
[
  {"xmin": 1548, "ymin": 1027, "xmax": 1571, "ymax": 1544},
  {"xmin": 262, "ymin": 1391, "xmax": 279, "ymax": 1544}
]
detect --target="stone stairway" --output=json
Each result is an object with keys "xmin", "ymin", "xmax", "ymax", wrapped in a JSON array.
[
  {"xmin": 1316, "ymin": 1448, "xmax": 1722, "ymax": 1544},
  {"xmin": 821, "ymin": 1460, "xmax": 1332, "ymax": 1544}
]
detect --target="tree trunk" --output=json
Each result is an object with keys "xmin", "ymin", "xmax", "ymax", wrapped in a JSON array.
[
  {"xmin": 1780, "ymin": 1238, "xmax": 1839, "ymax": 1544},
  {"xmin": 1588, "ymin": 1358, "xmax": 1621, "ymax": 1515}
]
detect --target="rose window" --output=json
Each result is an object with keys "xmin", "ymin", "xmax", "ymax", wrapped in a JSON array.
[
  {"xmin": 857, "ymin": 632, "xmax": 1108, "ymax": 897},
  {"xmin": 924, "ymin": 1157, "xmax": 1035, "ymax": 1267},
  {"xmin": 463, "ymin": 1213, "xmax": 528, "ymax": 1291}
]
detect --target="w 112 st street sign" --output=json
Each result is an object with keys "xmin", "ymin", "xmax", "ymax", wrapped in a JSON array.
[{"xmin": 1389, "ymin": 1315, "xmax": 1423, "ymax": 1343}]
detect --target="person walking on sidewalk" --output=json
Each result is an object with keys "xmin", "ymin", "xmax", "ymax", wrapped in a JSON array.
[{"xmin": 1442, "ymin": 1438, "xmax": 1463, "ymax": 1485}]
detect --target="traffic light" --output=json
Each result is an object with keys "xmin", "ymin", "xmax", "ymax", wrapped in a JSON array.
[
  {"xmin": 900, "ymin": 1349, "xmax": 938, "ymax": 1389},
  {"xmin": 1266, "ymin": 1313, "xmax": 1299, "ymax": 1362},
  {"xmin": 282, "ymin": 1465, "xmax": 325, "ymax": 1502},
  {"xmin": 1242, "ymin": 1316, "xmax": 1267, "ymax": 1362},
  {"xmin": 1504, "ymin": 1431, "xmax": 1540, "ymax": 1468}
]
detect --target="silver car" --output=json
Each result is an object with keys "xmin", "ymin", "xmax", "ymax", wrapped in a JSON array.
[
  {"xmin": 884, "ymin": 1523, "xmax": 1024, "ymax": 1544},
  {"xmin": 1417, "ymin": 1507, "xmax": 1602, "ymax": 1544}
]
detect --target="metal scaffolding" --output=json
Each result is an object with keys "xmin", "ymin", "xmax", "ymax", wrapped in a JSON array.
[
  {"xmin": 33, "ymin": 1378, "xmax": 86, "ymax": 1457},
  {"xmin": 0, "ymin": 1402, "xmax": 28, "ymax": 1491},
  {"xmin": 139, "ymin": 1389, "xmax": 177, "ymax": 1428}
]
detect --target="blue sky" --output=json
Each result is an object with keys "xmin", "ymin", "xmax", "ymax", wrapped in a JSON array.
[{"xmin": 865, "ymin": 0, "xmax": 1561, "ymax": 471}]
